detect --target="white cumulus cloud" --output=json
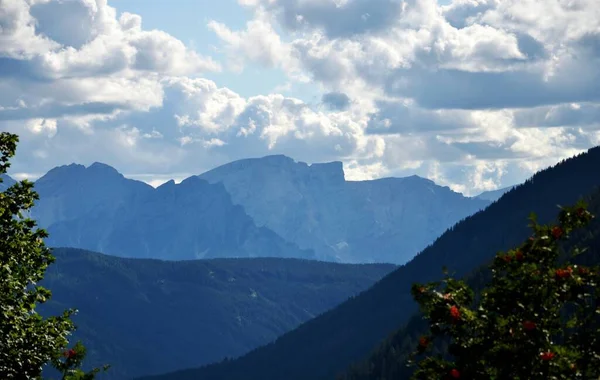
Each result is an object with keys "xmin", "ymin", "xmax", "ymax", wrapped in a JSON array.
[{"xmin": 1, "ymin": 0, "xmax": 599, "ymax": 196}]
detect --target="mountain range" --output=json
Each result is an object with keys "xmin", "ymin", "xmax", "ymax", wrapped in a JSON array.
[
  {"xmin": 138, "ymin": 146, "xmax": 600, "ymax": 380},
  {"xmin": 200, "ymin": 155, "xmax": 491, "ymax": 263},
  {"xmin": 39, "ymin": 248, "xmax": 395, "ymax": 379},
  {"xmin": 9, "ymin": 155, "xmax": 490, "ymax": 264},
  {"xmin": 0, "ymin": 173, "xmax": 16, "ymax": 191},
  {"xmin": 30, "ymin": 163, "xmax": 312, "ymax": 261}
]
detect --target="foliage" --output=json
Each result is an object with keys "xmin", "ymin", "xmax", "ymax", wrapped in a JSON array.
[
  {"xmin": 409, "ymin": 203, "xmax": 599, "ymax": 379},
  {"xmin": 0, "ymin": 132, "xmax": 108, "ymax": 379}
]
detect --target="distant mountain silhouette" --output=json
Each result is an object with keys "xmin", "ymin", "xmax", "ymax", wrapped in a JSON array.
[
  {"xmin": 0, "ymin": 173, "xmax": 15, "ymax": 191},
  {"xmin": 31, "ymin": 163, "xmax": 313, "ymax": 260},
  {"xmin": 474, "ymin": 185, "xmax": 516, "ymax": 202},
  {"xmin": 26, "ymin": 156, "xmax": 488, "ymax": 264},
  {"xmin": 200, "ymin": 155, "xmax": 489, "ymax": 264}
]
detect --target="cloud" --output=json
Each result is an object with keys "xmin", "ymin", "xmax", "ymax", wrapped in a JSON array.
[
  {"xmin": 2, "ymin": 72, "xmax": 381, "ymax": 183},
  {"xmin": 321, "ymin": 92, "xmax": 351, "ymax": 110},
  {"xmin": 0, "ymin": 101, "xmax": 122, "ymax": 121},
  {"xmin": 130, "ymin": 28, "xmax": 220, "ymax": 75},
  {"xmin": 164, "ymin": 77, "xmax": 370, "ymax": 163},
  {"xmin": 2, "ymin": 0, "xmax": 600, "ymax": 196},
  {"xmin": 0, "ymin": 0, "xmax": 219, "ymax": 120},
  {"xmin": 441, "ymin": 0, "xmax": 497, "ymax": 29},
  {"xmin": 392, "ymin": 65, "xmax": 600, "ymax": 110},
  {"xmin": 514, "ymin": 103, "xmax": 600, "ymax": 128},
  {"xmin": 29, "ymin": 0, "xmax": 104, "ymax": 50},
  {"xmin": 0, "ymin": 0, "xmax": 59, "ymax": 59},
  {"xmin": 242, "ymin": 0, "xmax": 405, "ymax": 39},
  {"xmin": 207, "ymin": 17, "xmax": 292, "ymax": 73},
  {"xmin": 226, "ymin": 0, "xmax": 600, "ymax": 109},
  {"xmin": 366, "ymin": 99, "xmax": 476, "ymax": 134}
]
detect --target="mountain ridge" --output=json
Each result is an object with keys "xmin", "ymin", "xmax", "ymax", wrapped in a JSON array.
[
  {"xmin": 0, "ymin": 173, "xmax": 16, "ymax": 191},
  {"xmin": 23, "ymin": 156, "xmax": 488, "ymax": 264},
  {"xmin": 199, "ymin": 155, "xmax": 489, "ymax": 264},
  {"xmin": 31, "ymin": 163, "xmax": 313, "ymax": 261},
  {"xmin": 474, "ymin": 185, "xmax": 517, "ymax": 202}
]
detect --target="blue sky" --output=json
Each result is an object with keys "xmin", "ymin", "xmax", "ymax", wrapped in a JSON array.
[
  {"xmin": 112, "ymin": 0, "xmax": 295, "ymax": 99},
  {"xmin": 1, "ymin": 0, "xmax": 599, "ymax": 195},
  {"xmin": 111, "ymin": 0, "xmax": 449, "ymax": 102}
]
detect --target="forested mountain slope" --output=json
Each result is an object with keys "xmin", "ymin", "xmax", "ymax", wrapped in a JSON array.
[
  {"xmin": 342, "ymin": 186, "xmax": 600, "ymax": 379},
  {"xmin": 142, "ymin": 147, "xmax": 600, "ymax": 380},
  {"xmin": 40, "ymin": 249, "xmax": 394, "ymax": 379}
]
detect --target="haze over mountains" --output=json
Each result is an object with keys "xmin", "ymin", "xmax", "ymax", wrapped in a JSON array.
[
  {"xmin": 473, "ymin": 185, "xmax": 516, "ymax": 202},
  {"xmin": 32, "ymin": 162, "xmax": 311, "ymax": 261},
  {"xmin": 200, "ymin": 155, "xmax": 490, "ymax": 263},
  {"xmin": 16, "ymin": 155, "xmax": 490, "ymax": 264}
]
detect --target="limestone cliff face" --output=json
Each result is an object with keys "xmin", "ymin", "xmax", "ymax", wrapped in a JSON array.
[
  {"xmin": 31, "ymin": 162, "xmax": 312, "ymax": 260},
  {"xmin": 200, "ymin": 156, "xmax": 490, "ymax": 264}
]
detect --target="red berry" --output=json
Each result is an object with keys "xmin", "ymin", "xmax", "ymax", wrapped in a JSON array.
[
  {"xmin": 515, "ymin": 250, "xmax": 524, "ymax": 261},
  {"xmin": 551, "ymin": 226, "xmax": 563, "ymax": 239},
  {"xmin": 522, "ymin": 320, "xmax": 536, "ymax": 331},
  {"xmin": 540, "ymin": 351, "xmax": 555, "ymax": 361},
  {"xmin": 449, "ymin": 305, "xmax": 461, "ymax": 321}
]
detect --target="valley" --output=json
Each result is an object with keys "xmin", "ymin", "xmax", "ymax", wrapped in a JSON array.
[{"xmin": 38, "ymin": 249, "xmax": 394, "ymax": 379}]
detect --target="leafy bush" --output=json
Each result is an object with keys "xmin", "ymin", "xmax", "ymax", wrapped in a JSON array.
[{"xmin": 409, "ymin": 203, "xmax": 599, "ymax": 379}]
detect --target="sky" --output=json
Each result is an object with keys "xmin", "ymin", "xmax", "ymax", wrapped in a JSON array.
[{"xmin": 1, "ymin": 0, "xmax": 599, "ymax": 195}]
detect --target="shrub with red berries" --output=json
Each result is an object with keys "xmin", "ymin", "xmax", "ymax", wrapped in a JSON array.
[{"xmin": 408, "ymin": 202, "xmax": 600, "ymax": 379}]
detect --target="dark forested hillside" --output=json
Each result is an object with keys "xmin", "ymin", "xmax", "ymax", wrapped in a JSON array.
[
  {"xmin": 141, "ymin": 147, "xmax": 600, "ymax": 380},
  {"xmin": 341, "ymin": 187, "xmax": 600, "ymax": 380},
  {"xmin": 39, "ymin": 249, "xmax": 395, "ymax": 380}
]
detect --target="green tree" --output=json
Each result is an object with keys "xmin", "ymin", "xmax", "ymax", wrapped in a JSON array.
[
  {"xmin": 0, "ymin": 133, "xmax": 108, "ymax": 379},
  {"xmin": 409, "ymin": 203, "xmax": 600, "ymax": 379}
]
